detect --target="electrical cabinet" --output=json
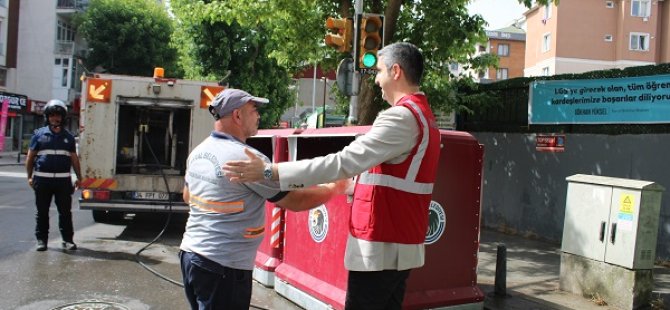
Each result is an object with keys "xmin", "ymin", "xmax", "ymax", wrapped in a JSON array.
[{"xmin": 562, "ymin": 174, "xmax": 664, "ymax": 269}]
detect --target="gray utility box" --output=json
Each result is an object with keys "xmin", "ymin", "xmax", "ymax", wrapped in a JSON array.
[{"xmin": 560, "ymin": 174, "xmax": 664, "ymax": 309}]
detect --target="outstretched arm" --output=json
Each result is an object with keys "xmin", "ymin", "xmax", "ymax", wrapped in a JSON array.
[
  {"xmin": 274, "ymin": 179, "xmax": 350, "ymax": 212},
  {"xmin": 223, "ymin": 148, "xmax": 273, "ymax": 182}
]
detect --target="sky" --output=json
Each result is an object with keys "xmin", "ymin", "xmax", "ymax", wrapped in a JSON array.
[{"xmin": 467, "ymin": 0, "xmax": 529, "ymax": 30}]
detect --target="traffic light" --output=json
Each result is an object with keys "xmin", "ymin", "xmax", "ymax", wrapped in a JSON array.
[
  {"xmin": 356, "ymin": 14, "xmax": 384, "ymax": 70},
  {"xmin": 325, "ymin": 17, "xmax": 353, "ymax": 53}
]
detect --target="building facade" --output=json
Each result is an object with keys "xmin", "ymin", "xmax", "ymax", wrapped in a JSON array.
[
  {"xmin": 525, "ymin": 0, "xmax": 670, "ymax": 76},
  {"xmin": 0, "ymin": 0, "xmax": 28, "ymax": 153},
  {"xmin": 0, "ymin": 0, "xmax": 89, "ymax": 152},
  {"xmin": 486, "ymin": 26, "xmax": 526, "ymax": 82},
  {"xmin": 451, "ymin": 25, "xmax": 526, "ymax": 83}
]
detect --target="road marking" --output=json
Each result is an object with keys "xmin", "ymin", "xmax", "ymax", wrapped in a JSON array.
[{"xmin": 0, "ymin": 171, "xmax": 26, "ymax": 178}]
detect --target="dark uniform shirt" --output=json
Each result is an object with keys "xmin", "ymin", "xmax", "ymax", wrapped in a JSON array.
[{"xmin": 30, "ymin": 126, "xmax": 76, "ymax": 183}]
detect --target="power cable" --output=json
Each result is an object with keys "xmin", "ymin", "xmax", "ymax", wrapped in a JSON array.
[{"xmin": 135, "ymin": 130, "xmax": 270, "ymax": 310}]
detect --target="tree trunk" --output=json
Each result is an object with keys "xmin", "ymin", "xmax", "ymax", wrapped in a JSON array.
[
  {"xmin": 357, "ymin": 75, "xmax": 377, "ymax": 125},
  {"xmin": 355, "ymin": 0, "xmax": 402, "ymax": 125}
]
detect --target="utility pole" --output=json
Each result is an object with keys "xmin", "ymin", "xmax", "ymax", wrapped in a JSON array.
[{"xmin": 348, "ymin": 0, "xmax": 363, "ymax": 125}]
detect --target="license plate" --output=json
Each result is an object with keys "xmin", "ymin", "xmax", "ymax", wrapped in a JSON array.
[{"xmin": 133, "ymin": 191, "xmax": 169, "ymax": 200}]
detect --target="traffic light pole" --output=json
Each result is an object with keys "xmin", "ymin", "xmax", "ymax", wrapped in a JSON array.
[{"xmin": 348, "ymin": 0, "xmax": 363, "ymax": 125}]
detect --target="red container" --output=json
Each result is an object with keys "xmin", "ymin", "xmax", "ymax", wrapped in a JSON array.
[
  {"xmin": 247, "ymin": 128, "xmax": 298, "ymax": 287},
  {"xmin": 274, "ymin": 127, "xmax": 485, "ymax": 309}
]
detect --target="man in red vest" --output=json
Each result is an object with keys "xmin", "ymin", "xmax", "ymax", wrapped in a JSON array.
[{"xmin": 224, "ymin": 42, "xmax": 440, "ymax": 310}]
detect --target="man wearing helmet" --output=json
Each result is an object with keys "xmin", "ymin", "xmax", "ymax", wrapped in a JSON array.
[{"xmin": 25, "ymin": 99, "xmax": 82, "ymax": 252}]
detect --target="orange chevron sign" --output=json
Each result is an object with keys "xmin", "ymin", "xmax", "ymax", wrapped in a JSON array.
[
  {"xmin": 200, "ymin": 86, "xmax": 225, "ymax": 108},
  {"xmin": 87, "ymin": 78, "xmax": 112, "ymax": 103}
]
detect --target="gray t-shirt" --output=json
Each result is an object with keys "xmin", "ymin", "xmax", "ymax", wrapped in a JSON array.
[{"xmin": 180, "ymin": 131, "xmax": 285, "ymax": 270}]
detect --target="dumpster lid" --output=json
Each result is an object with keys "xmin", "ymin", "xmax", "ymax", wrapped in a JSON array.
[
  {"xmin": 254, "ymin": 128, "xmax": 299, "ymax": 137},
  {"xmin": 566, "ymin": 174, "xmax": 665, "ymax": 191},
  {"xmin": 289, "ymin": 126, "xmax": 372, "ymax": 138}
]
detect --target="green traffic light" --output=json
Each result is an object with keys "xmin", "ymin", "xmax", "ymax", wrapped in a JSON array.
[{"xmin": 362, "ymin": 52, "xmax": 377, "ymax": 68}]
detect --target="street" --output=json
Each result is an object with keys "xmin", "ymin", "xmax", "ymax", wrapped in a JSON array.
[{"xmin": 0, "ymin": 164, "xmax": 300, "ymax": 310}]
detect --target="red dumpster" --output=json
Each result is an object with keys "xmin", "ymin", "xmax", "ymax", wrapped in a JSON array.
[
  {"xmin": 247, "ymin": 128, "xmax": 298, "ymax": 287},
  {"xmin": 274, "ymin": 127, "xmax": 485, "ymax": 309}
]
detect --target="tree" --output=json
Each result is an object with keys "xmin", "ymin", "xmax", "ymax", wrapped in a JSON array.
[
  {"xmin": 76, "ymin": 0, "xmax": 178, "ymax": 77},
  {"xmin": 170, "ymin": 0, "xmax": 559, "ymax": 125},
  {"xmin": 170, "ymin": 0, "xmax": 298, "ymax": 128}
]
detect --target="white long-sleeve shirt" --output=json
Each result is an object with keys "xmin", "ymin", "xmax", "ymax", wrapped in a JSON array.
[{"xmin": 278, "ymin": 105, "xmax": 426, "ymax": 271}]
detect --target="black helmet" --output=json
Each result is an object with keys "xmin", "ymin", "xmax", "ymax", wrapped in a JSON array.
[{"xmin": 44, "ymin": 99, "xmax": 68, "ymax": 125}]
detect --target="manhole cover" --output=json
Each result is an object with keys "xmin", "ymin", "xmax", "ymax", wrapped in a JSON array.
[{"xmin": 51, "ymin": 300, "xmax": 130, "ymax": 310}]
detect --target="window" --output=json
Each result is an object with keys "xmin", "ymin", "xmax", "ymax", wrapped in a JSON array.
[
  {"xmin": 497, "ymin": 44, "xmax": 510, "ymax": 56},
  {"xmin": 631, "ymin": 0, "xmax": 651, "ymax": 17},
  {"xmin": 630, "ymin": 33, "xmax": 650, "ymax": 51},
  {"xmin": 478, "ymin": 45, "xmax": 486, "ymax": 52},
  {"xmin": 449, "ymin": 62, "xmax": 459, "ymax": 71},
  {"xmin": 55, "ymin": 57, "xmax": 72, "ymax": 88},
  {"xmin": 604, "ymin": 34, "xmax": 613, "ymax": 42},
  {"xmin": 606, "ymin": 1, "xmax": 614, "ymax": 8},
  {"xmin": 0, "ymin": 20, "xmax": 4, "ymax": 56},
  {"xmin": 543, "ymin": 4, "xmax": 552, "ymax": 20},
  {"xmin": 542, "ymin": 67, "xmax": 550, "ymax": 76},
  {"xmin": 496, "ymin": 68, "xmax": 509, "ymax": 80},
  {"xmin": 57, "ymin": 20, "xmax": 75, "ymax": 42},
  {"xmin": 0, "ymin": 67, "xmax": 6, "ymax": 87},
  {"xmin": 542, "ymin": 33, "xmax": 551, "ymax": 52}
]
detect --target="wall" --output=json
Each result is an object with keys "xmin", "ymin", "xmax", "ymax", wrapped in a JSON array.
[
  {"xmin": 16, "ymin": 0, "xmax": 54, "ymax": 102},
  {"xmin": 472, "ymin": 132, "xmax": 670, "ymax": 260}
]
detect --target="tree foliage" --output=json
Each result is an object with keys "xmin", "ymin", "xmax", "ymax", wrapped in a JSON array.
[
  {"xmin": 170, "ymin": 0, "xmax": 306, "ymax": 128},
  {"xmin": 76, "ymin": 0, "xmax": 178, "ymax": 76},
  {"xmin": 170, "ymin": 0, "xmax": 559, "ymax": 125}
]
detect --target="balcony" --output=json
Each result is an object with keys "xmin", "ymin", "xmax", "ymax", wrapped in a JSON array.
[
  {"xmin": 57, "ymin": 0, "xmax": 88, "ymax": 15},
  {"xmin": 55, "ymin": 41, "xmax": 75, "ymax": 55}
]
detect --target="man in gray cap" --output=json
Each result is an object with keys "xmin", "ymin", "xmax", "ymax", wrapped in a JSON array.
[{"xmin": 179, "ymin": 88, "xmax": 347, "ymax": 310}]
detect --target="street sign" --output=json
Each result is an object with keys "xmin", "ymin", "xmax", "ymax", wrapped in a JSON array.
[
  {"xmin": 536, "ymin": 135, "xmax": 565, "ymax": 152},
  {"xmin": 336, "ymin": 58, "xmax": 357, "ymax": 96},
  {"xmin": 200, "ymin": 86, "xmax": 225, "ymax": 108},
  {"xmin": 87, "ymin": 78, "xmax": 112, "ymax": 103}
]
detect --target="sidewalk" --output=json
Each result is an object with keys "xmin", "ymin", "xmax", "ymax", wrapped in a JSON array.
[
  {"xmin": 478, "ymin": 229, "xmax": 669, "ymax": 310},
  {"xmin": 0, "ymin": 151, "xmax": 24, "ymax": 166}
]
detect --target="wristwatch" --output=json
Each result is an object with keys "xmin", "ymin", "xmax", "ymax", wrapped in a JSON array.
[{"xmin": 263, "ymin": 163, "xmax": 273, "ymax": 181}]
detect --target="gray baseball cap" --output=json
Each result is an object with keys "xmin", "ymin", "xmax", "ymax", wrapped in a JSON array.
[{"xmin": 208, "ymin": 88, "xmax": 270, "ymax": 120}]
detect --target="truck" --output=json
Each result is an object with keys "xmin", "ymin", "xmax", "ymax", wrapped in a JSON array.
[{"xmin": 78, "ymin": 70, "xmax": 224, "ymax": 222}]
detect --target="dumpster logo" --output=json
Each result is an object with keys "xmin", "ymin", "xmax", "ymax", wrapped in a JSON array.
[
  {"xmin": 308, "ymin": 205, "xmax": 329, "ymax": 243},
  {"xmin": 425, "ymin": 201, "xmax": 446, "ymax": 245}
]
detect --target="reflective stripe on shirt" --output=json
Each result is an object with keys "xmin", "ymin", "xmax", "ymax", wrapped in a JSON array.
[
  {"xmin": 189, "ymin": 194, "xmax": 244, "ymax": 214},
  {"xmin": 243, "ymin": 226, "xmax": 265, "ymax": 239},
  {"xmin": 357, "ymin": 173, "xmax": 434, "ymax": 194},
  {"xmin": 404, "ymin": 101, "xmax": 430, "ymax": 180},
  {"xmin": 37, "ymin": 149, "xmax": 71, "ymax": 156},
  {"xmin": 33, "ymin": 171, "xmax": 71, "ymax": 178}
]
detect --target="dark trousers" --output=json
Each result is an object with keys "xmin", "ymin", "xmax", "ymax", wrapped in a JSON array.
[
  {"xmin": 179, "ymin": 250, "xmax": 253, "ymax": 310},
  {"xmin": 345, "ymin": 269, "xmax": 411, "ymax": 310},
  {"xmin": 34, "ymin": 180, "xmax": 74, "ymax": 243}
]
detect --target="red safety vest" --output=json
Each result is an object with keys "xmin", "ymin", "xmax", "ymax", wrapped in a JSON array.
[{"xmin": 350, "ymin": 93, "xmax": 441, "ymax": 244}]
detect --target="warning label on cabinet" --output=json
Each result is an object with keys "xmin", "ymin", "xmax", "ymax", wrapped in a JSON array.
[{"xmin": 618, "ymin": 193, "xmax": 635, "ymax": 231}]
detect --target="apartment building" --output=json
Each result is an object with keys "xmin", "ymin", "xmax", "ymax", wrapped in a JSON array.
[
  {"xmin": 451, "ymin": 25, "xmax": 526, "ymax": 83},
  {"xmin": 486, "ymin": 26, "xmax": 526, "ymax": 81},
  {"xmin": 525, "ymin": 0, "xmax": 670, "ymax": 76},
  {"xmin": 0, "ymin": 0, "xmax": 26, "ymax": 153},
  {"xmin": 15, "ymin": 0, "xmax": 88, "ymax": 137},
  {"xmin": 0, "ymin": 0, "xmax": 90, "ymax": 152}
]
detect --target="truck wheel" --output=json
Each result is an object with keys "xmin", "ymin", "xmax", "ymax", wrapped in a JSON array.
[{"xmin": 92, "ymin": 210, "xmax": 125, "ymax": 224}]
